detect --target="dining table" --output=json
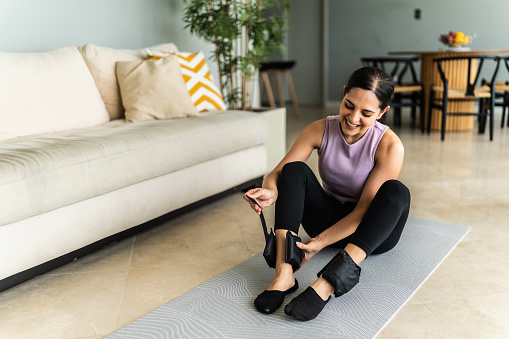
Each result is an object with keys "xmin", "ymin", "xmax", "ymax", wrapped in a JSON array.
[{"xmin": 389, "ymin": 49, "xmax": 509, "ymax": 131}]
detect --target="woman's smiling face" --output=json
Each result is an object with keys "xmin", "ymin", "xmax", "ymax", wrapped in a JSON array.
[{"xmin": 339, "ymin": 87, "xmax": 389, "ymax": 144}]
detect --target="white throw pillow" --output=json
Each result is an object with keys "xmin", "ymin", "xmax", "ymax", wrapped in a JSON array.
[{"xmin": 0, "ymin": 45, "xmax": 110, "ymax": 140}]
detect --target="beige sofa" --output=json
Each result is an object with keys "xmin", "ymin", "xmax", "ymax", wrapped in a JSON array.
[{"xmin": 0, "ymin": 44, "xmax": 268, "ymax": 291}]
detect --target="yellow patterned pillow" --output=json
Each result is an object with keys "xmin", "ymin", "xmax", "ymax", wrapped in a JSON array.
[{"xmin": 147, "ymin": 50, "xmax": 226, "ymax": 112}]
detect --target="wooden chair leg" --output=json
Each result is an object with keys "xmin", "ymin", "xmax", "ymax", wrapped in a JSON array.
[
  {"xmin": 276, "ymin": 71, "xmax": 285, "ymax": 107},
  {"xmin": 270, "ymin": 72, "xmax": 277, "ymax": 103},
  {"xmin": 284, "ymin": 70, "xmax": 301, "ymax": 117},
  {"xmin": 260, "ymin": 71, "xmax": 276, "ymax": 108}
]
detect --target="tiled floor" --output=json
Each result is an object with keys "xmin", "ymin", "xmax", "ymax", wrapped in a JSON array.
[{"xmin": 1, "ymin": 106, "xmax": 509, "ymax": 338}]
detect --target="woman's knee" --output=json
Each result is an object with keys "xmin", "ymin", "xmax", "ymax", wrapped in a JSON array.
[
  {"xmin": 280, "ymin": 161, "xmax": 312, "ymax": 180},
  {"xmin": 378, "ymin": 180, "xmax": 411, "ymax": 208}
]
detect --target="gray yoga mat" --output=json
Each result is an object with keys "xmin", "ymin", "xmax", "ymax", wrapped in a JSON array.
[{"xmin": 108, "ymin": 217, "xmax": 470, "ymax": 339}]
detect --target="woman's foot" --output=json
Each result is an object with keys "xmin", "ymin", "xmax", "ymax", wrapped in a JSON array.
[
  {"xmin": 284, "ymin": 277, "xmax": 334, "ymax": 321},
  {"xmin": 284, "ymin": 286, "xmax": 329, "ymax": 321},
  {"xmin": 285, "ymin": 248, "xmax": 363, "ymax": 321},
  {"xmin": 254, "ymin": 279, "xmax": 299, "ymax": 314},
  {"xmin": 254, "ymin": 229, "xmax": 301, "ymax": 314}
]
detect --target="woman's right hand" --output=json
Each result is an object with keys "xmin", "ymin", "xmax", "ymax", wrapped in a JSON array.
[
  {"xmin": 296, "ymin": 237, "xmax": 324, "ymax": 267},
  {"xmin": 243, "ymin": 188, "xmax": 277, "ymax": 215}
]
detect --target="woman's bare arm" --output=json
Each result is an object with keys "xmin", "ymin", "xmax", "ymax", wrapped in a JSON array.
[{"xmin": 244, "ymin": 119, "xmax": 326, "ymax": 212}]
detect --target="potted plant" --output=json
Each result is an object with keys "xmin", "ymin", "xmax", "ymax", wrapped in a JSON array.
[{"xmin": 183, "ymin": 0, "xmax": 291, "ymax": 111}]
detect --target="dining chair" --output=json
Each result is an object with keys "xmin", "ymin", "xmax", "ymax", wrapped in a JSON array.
[
  {"xmin": 360, "ymin": 56, "xmax": 425, "ymax": 131},
  {"xmin": 428, "ymin": 55, "xmax": 501, "ymax": 141},
  {"xmin": 481, "ymin": 56, "xmax": 509, "ymax": 128}
]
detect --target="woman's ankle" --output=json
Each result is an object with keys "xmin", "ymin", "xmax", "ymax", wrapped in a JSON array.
[
  {"xmin": 268, "ymin": 266, "xmax": 295, "ymax": 291},
  {"xmin": 309, "ymin": 277, "xmax": 335, "ymax": 301}
]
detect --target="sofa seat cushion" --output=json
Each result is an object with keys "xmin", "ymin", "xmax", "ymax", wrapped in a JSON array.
[{"xmin": 0, "ymin": 110, "xmax": 267, "ymax": 226}]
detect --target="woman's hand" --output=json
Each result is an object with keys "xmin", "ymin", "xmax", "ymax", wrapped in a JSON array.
[
  {"xmin": 296, "ymin": 237, "xmax": 324, "ymax": 266},
  {"xmin": 243, "ymin": 188, "xmax": 277, "ymax": 215}
]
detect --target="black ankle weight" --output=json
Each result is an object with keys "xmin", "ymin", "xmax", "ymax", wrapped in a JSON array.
[
  {"xmin": 317, "ymin": 249, "xmax": 361, "ymax": 297},
  {"xmin": 263, "ymin": 229, "xmax": 277, "ymax": 268},
  {"xmin": 285, "ymin": 231, "xmax": 302, "ymax": 271},
  {"xmin": 249, "ymin": 197, "xmax": 302, "ymax": 271}
]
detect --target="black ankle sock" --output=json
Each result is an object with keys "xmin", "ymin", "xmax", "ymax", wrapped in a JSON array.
[
  {"xmin": 254, "ymin": 280, "xmax": 299, "ymax": 314},
  {"xmin": 284, "ymin": 286, "xmax": 330, "ymax": 321}
]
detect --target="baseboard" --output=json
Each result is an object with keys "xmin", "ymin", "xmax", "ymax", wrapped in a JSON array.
[{"xmin": 0, "ymin": 176, "xmax": 263, "ymax": 293}]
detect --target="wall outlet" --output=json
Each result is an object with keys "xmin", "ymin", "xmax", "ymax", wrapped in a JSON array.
[{"xmin": 414, "ymin": 9, "xmax": 421, "ymax": 20}]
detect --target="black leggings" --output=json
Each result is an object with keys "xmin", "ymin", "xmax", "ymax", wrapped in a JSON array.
[{"xmin": 274, "ymin": 161, "xmax": 411, "ymax": 256}]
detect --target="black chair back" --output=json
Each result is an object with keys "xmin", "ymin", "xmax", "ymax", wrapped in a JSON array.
[
  {"xmin": 361, "ymin": 56, "xmax": 420, "ymax": 85},
  {"xmin": 504, "ymin": 56, "xmax": 509, "ymax": 73},
  {"xmin": 434, "ymin": 56, "xmax": 501, "ymax": 97}
]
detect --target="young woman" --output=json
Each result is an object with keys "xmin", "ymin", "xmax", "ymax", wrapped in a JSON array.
[{"xmin": 243, "ymin": 66, "xmax": 411, "ymax": 321}]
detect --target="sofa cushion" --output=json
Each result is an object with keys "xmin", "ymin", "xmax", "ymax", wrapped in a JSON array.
[
  {"xmin": 0, "ymin": 45, "xmax": 110, "ymax": 141},
  {"xmin": 79, "ymin": 43, "xmax": 179, "ymax": 120},
  {"xmin": 116, "ymin": 56, "xmax": 199, "ymax": 122},
  {"xmin": 0, "ymin": 110, "xmax": 267, "ymax": 226}
]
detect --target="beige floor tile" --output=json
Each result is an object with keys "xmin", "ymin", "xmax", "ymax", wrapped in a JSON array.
[
  {"xmin": 48, "ymin": 237, "xmax": 135, "ymax": 275},
  {"xmin": 377, "ymin": 303, "xmax": 456, "ymax": 338},
  {"xmin": 130, "ymin": 205, "xmax": 251, "ymax": 269},
  {"xmin": 404, "ymin": 294, "xmax": 422, "ymax": 306},
  {"xmin": 424, "ymin": 293, "xmax": 509, "ymax": 338},
  {"xmin": 235, "ymin": 214, "xmax": 269, "ymax": 256},
  {"xmin": 223, "ymin": 192, "xmax": 270, "ymax": 256},
  {"xmin": 0, "ymin": 270, "xmax": 127, "ymax": 339},
  {"xmin": 412, "ymin": 238, "xmax": 509, "ymax": 304}
]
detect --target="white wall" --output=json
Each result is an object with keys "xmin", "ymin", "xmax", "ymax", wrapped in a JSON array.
[{"xmin": 0, "ymin": 0, "xmax": 213, "ymax": 53}]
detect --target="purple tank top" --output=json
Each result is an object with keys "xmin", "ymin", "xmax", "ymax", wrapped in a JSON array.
[{"xmin": 318, "ymin": 116, "xmax": 388, "ymax": 204}]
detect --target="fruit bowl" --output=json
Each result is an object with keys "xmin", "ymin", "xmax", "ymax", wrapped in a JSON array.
[{"xmin": 439, "ymin": 31, "xmax": 473, "ymax": 48}]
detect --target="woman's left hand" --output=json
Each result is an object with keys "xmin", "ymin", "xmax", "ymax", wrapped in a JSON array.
[{"xmin": 296, "ymin": 237, "xmax": 324, "ymax": 267}]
